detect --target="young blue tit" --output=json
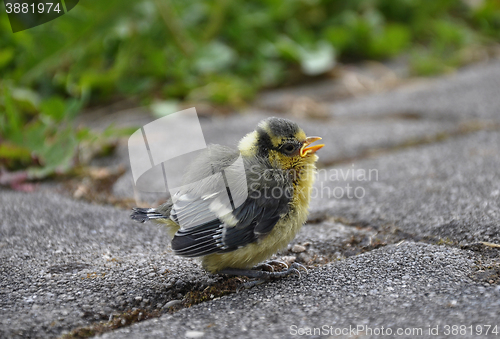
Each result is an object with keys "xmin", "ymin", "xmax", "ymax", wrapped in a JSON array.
[{"xmin": 131, "ymin": 117, "xmax": 324, "ymax": 281}]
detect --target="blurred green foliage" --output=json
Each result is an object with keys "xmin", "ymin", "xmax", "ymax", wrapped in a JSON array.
[
  {"xmin": 0, "ymin": 81, "xmax": 129, "ymax": 181},
  {"xmin": 1, "ymin": 0, "xmax": 500, "ymax": 180},
  {"xmin": 1, "ymin": 83, "xmax": 81, "ymax": 178}
]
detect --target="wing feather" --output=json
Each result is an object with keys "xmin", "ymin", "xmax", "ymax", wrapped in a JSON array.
[{"xmin": 168, "ymin": 145, "xmax": 293, "ymax": 258}]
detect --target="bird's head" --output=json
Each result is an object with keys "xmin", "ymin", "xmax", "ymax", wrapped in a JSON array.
[{"xmin": 238, "ymin": 117, "xmax": 324, "ymax": 172}]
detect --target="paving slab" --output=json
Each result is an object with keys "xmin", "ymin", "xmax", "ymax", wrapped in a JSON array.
[
  {"xmin": 0, "ymin": 189, "xmax": 376, "ymax": 338},
  {"xmin": 309, "ymin": 130, "xmax": 500, "ymax": 244},
  {"xmin": 2, "ymin": 187, "xmax": 499, "ymax": 338},
  {"xmin": 329, "ymin": 61, "xmax": 500, "ymax": 122},
  {"xmin": 100, "ymin": 242, "xmax": 500, "ymax": 339},
  {"xmin": 2, "ymin": 61, "xmax": 500, "ymax": 338},
  {"xmin": 0, "ymin": 190, "xmax": 216, "ymax": 339}
]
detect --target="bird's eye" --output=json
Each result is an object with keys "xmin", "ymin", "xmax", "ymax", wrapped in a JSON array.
[{"xmin": 282, "ymin": 143, "xmax": 296, "ymax": 153}]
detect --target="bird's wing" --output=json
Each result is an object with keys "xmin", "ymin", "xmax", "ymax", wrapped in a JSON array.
[
  {"xmin": 169, "ymin": 145, "xmax": 244, "ymax": 228},
  {"xmin": 170, "ymin": 157, "xmax": 293, "ymax": 258}
]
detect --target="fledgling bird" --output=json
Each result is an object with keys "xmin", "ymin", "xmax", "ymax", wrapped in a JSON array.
[{"xmin": 131, "ymin": 117, "xmax": 324, "ymax": 282}]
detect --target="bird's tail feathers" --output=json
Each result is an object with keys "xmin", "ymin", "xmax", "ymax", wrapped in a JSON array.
[{"xmin": 130, "ymin": 208, "xmax": 165, "ymax": 223}]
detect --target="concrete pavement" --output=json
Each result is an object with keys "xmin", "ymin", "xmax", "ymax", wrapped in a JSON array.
[{"xmin": 1, "ymin": 61, "xmax": 500, "ymax": 338}]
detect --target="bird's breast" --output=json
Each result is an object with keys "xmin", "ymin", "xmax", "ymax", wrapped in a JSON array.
[{"xmin": 201, "ymin": 162, "xmax": 317, "ymax": 273}]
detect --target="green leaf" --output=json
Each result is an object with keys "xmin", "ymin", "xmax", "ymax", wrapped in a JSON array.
[
  {"xmin": 11, "ymin": 87, "xmax": 41, "ymax": 114},
  {"xmin": 150, "ymin": 100, "xmax": 180, "ymax": 118},
  {"xmin": 0, "ymin": 143, "xmax": 31, "ymax": 161},
  {"xmin": 0, "ymin": 48, "xmax": 15, "ymax": 69},
  {"xmin": 65, "ymin": 98, "xmax": 84, "ymax": 121},
  {"xmin": 323, "ymin": 26, "xmax": 352, "ymax": 53},
  {"xmin": 369, "ymin": 24, "xmax": 411, "ymax": 59},
  {"xmin": 28, "ymin": 125, "xmax": 77, "ymax": 177},
  {"xmin": 1, "ymin": 85, "xmax": 23, "ymax": 140},
  {"xmin": 40, "ymin": 97, "xmax": 66, "ymax": 122},
  {"xmin": 275, "ymin": 36, "xmax": 302, "ymax": 62},
  {"xmin": 194, "ymin": 41, "xmax": 236, "ymax": 74},
  {"xmin": 298, "ymin": 41, "xmax": 336, "ymax": 76}
]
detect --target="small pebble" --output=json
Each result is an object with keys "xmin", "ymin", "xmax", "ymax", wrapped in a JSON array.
[
  {"xmin": 185, "ymin": 330, "xmax": 204, "ymax": 338},
  {"xmin": 281, "ymin": 256, "xmax": 296, "ymax": 263},
  {"xmin": 291, "ymin": 244, "xmax": 306, "ymax": 253},
  {"xmin": 163, "ymin": 299, "xmax": 182, "ymax": 309}
]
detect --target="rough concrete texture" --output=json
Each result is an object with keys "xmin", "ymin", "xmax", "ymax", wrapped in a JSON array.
[
  {"xmin": 329, "ymin": 61, "xmax": 500, "ymax": 122},
  {"xmin": 309, "ymin": 130, "xmax": 500, "ymax": 244},
  {"xmin": 100, "ymin": 243, "xmax": 500, "ymax": 339},
  {"xmin": 0, "ymin": 191, "xmax": 215, "ymax": 338},
  {"xmin": 2, "ymin": 60, "xmax": 500, "ymax": 338}
]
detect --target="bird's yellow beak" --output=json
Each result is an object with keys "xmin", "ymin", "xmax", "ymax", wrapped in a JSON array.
[{"xmin": 300, "ymin": 136, "xmax": 324, "ymax": 157}]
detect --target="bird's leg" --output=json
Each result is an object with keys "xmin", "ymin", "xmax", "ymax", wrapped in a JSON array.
[{"xmin": 219, "ymin": 263, "xmax": 308, "ymax": 289}]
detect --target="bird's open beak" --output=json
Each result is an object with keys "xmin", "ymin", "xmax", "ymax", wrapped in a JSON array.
[{"xmin": 300, "ymin": 136, "xmax": 325, "ymax": 157}]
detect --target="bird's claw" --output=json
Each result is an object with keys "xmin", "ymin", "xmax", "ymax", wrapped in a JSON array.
[
  {"xmin": 290, "ymin": 267, "xmax": 301, "ymax": 278},
  {"xmin": 253, "ymin": 263, "xmax": 275, "ymax": 272},
  {"xmin": 267, "ymin": 259, "xmax": 289, "ymax": 269},
  {"xmin": 291, "ymin": 262, "xmax": 308, "ymax": 274},
  {"xmin": 253, "ymin": 260, "xmax": 289, "ymax": 272},
  {"xmin": 287, "ymin": 263, "xmax": 307, "ymax": 278}
]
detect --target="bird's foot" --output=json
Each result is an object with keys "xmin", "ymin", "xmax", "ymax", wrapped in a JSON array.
[
  {"xmin": 220, "ymin": 263, "xmax": 308, "ymax": 289},
  {"xmin": 253, "ymin": 259, "xmax": 289, "ymax": 272}
]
